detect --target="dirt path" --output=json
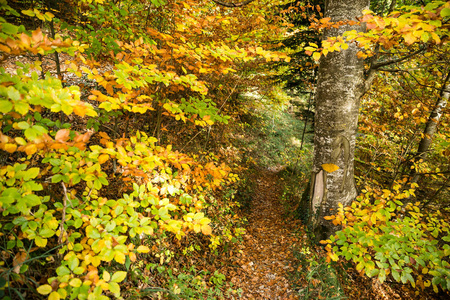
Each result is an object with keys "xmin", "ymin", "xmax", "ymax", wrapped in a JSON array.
[{"xmin": 229, "ymin": 169, "xmax": 302, "ymax": 299}]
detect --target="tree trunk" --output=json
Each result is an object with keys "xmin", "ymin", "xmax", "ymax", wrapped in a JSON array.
[
  {"xmin": 310, "ymin": 0, "xmax": 369, "ymax": 241},
  {"xmin": 411, "ymin": 79, "xmax": 450, "ymax": 184}
]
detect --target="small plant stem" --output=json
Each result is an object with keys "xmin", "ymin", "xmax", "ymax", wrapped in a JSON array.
[{"xmin": 58, "ymin": 182, "xmax": 69, "ymax": 245}]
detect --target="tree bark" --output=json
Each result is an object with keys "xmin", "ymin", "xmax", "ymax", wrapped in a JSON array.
[
  {"xmin": 411, "ymin": 76, "xmax": 450, "ymax": 184},
  {"xmin": 310, "ymin": 0, "xmax": 369, "ymax": 241}
]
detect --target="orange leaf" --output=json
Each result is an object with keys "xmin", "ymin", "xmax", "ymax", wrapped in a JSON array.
[
  {"xmin": 32, "ymin": 28, "xmax": 43, "ymax": 43},
  {"xmin": 24, "ymin": 143, "xmax": 37, "ymax": 155},
  {"xmin": 98, "ymin": 154, "xmax": 109, "ymax": 164},
  {"xmin": 20, "ymin": 33, "xmax": 31, "ymax": 48},
  {"xmin": 201, "ymin": 224, "xmax": 212, "ymax": 235},
  {"xmin": 55, "ymin": 129, "xmax": 70, "ymax": 142},
  {"xmin": 322, "ymin": 163, "xmax": 339, "ymax": 173},
  {"xmin": 73, "ymin": 104, "xmax": 88, "ymax": 117}
]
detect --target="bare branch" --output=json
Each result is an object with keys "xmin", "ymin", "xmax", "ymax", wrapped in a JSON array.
[
  {"xmin": 371, "ymin": 47, "xmax": 425, "ymax": 70},
  {"xmin": 211, "ymin": 0, "xmax": 256, "ymax": 7}
]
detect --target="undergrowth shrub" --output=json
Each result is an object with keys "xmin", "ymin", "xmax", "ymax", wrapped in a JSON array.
[
  {"xmin": 289, "ymin": 239, "xmax": 346, "ymax": 300},
  {"xmin": 322, "ymin": 178, "xmax": 450, "ymax": 293}
]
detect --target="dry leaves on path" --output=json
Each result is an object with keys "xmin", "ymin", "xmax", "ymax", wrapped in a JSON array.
[{"xmin": 227, "ymin": 168, "xmax": 302, "ymax": 299}]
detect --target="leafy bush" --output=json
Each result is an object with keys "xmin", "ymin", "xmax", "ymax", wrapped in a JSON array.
[{"xmin": 322, "ymin": 179, "xmax": 450, "ymax": 293}]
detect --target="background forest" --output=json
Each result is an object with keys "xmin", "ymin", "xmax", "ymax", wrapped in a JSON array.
[{"xmin": 0, "ymin": 0, "xmax": 449, "ymax": 299}]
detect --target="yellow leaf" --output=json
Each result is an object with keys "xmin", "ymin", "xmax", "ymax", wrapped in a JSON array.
[
  {"xmin": 69, "ymin": 278, "xmax": 82, "ymax": 287},
  {"xmin": 14, "ymin": 137, "xmax": 27, "ymax": 146},
  {"xmin": 49, "ymin": 291, "xmax": 60, "ymax": 300},
  {"xmin": 35, "ymin": 236, "xmax": 47, "ymax": 247},
  {"xmin": 45, "ymin": 12, "xmax": 55, "ymax": 19},
  {"xmin": 37, "ymin": 284, "xmax": 53, "ymax": 295},
  {"xmin": 312, "ymin": 52, "xmax": 321, "ymax": 61},
  {"xmin": 92, "ymin": 255, "xmax": 101, "ymax": 267},
  {"xmin": 22, "ymin": 9, "xmax": 35, "ymax": 17},
  {"xmin": 322, "ymin": 163, "xmax": 339, "ymax": 173},
  {"xmin": 136, "ymin": 245, "xmax": 150, "ymax": 253},
  {"xmin": 103, "ymin": 270, "xmax": 111, "ymax": 282},
  {"xmin": 4, "ymin": 143, "xmax": 17, "ymax": 153},
  {"xmin": 114, "ymin": 251, "xmax": 125, "ymax": 264},
  {"xmin": 329, "ymin": 253, "xmax": 339, "ymax": 261}
]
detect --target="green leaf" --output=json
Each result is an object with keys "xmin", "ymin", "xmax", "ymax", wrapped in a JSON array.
[
  {"xmin": 52, "ymin": 174, "xmax": 64, "ymax": 183},
  {"xmin": 33, "ymin": 125, "xmax": 47, "ymax": 135},
  {"xmin": 367, "ymin": 268, "xmax": 379, "ymax": 277},
  {"xmin": 67, "ymin": 256, "xmax": 79, "ymax": 271},
  {"xmin": 392, "ymin": 269, "xmax": 400, "ymax": 282},
  {"xmin": 108, "ymin": 282, "xmax": 120, "ymax": 295},
  {"xmin": 7, "ymin": 240, "xmax": 16, "ymax": 249},
  {"xmin": 2, "ymin": 23, "xmax": 19, "ymax": 35},
  {"xmin": 103, "ymin": 249, "xmax": 115, "ymax": 261},
  {"xmin": 440, "ymin": 7, "xmax": 450, "ymax": 17},
  {"xmin": 23, "ymin": 167, "xmax": 40, "ymax": 180},
  {"xmin": 73, "ymin": 266, "xmax": 84, "ymax": 275},
  {"xmin": 74, "ymin": 218, "xmax": 83, "ymax": 229},
  {"xmin": 111, "ymin": 271, "xmax": 127, "ymax": 283},
  {"xmin": 39, "ymin": 228, "xmax": 55, "ymax": 238},
  {"xmin": 378, "ymin": 268, "xmax": 386, "ymax": 283},
  {"xmin": 17, "ymin": 121, "xmax": 30, "ymax": 129},
  {"xmin": 0, "ymin": 100, "xmax": 13, "ymax": 113},
  {"xmin": 14, "ymin": 101, "xmax": 30, "ymax": 115},
  {"xmin": 24, "ymin": 194, "xmax": 41, "ymax": 206},
  {"xmin": 7, "ymin": 87, "xmax": 21, "ymax": 101},
  {"xmin": 24, "ymin": 127, "xmax": 37, "ymax": 141}
]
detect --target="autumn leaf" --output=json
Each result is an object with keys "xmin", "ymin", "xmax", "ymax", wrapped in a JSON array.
[
  {"xmin": 136, "ymin": 245, "xmax": 150, "ymax": 253},
  {"xmin": 98, "ymin": 154, "xmax": 109, "ymax": 164},
  {"xmin": 37, "ymin": 284, "xmax": 53, "ymax": 295},
  {"xmin": 49, "ymin": 291, "xmax": 60, "ymax": 300},
  {"xmin": 4, "ymin": 143, "xmax": 17, "ymax": 153},
  {"xmin": 55, "ymin": 129, "xmax": 70, "ymax": 142},
  {"xmin": 322, "ymin": 163, "xmax": 339, "ymax": 173},
  {"xmin": 201, "ymin": 224, "xmax": 212, "ymax": 235}
]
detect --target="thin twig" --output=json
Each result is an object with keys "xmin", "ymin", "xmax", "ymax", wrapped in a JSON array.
[
  {"xmin": 211, "ymin": 0, "xmax": 256, "ymax": 8},
  {"xmin": 58, "ymin": 182, "xmax": 69, "ymax": 245}
]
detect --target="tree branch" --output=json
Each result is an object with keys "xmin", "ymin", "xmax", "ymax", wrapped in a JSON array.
[
  {"xmin": 371, "ymin": 47, "xmax": 425, "ymax": 70},
  {"xmin": 211, "ymin": 0, "xmax": 256, "ymax": 7}
]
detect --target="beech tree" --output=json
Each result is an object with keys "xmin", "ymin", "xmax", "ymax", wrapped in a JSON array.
[{"xmin": 309, "ymin": 0, "xmax": 369, "ymax": 240}]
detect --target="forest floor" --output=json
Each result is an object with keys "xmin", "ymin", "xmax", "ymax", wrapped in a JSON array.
[{"xmin": 225, "ymin": 167, "xmax": 302, "ymax": 299}]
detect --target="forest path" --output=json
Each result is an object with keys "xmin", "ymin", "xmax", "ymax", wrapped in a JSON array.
[{"xmin": 229, "ymin": 168, "xmax": 302, "ymax": 299}]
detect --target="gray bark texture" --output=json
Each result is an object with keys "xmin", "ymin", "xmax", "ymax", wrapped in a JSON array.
[
  {"xmin": 310, "ymin": 0, "xmax": 369, "ymax": 241},
  {"xmin": 411, "ymin": 81, "xmax": 449, "ymax": 184}
]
